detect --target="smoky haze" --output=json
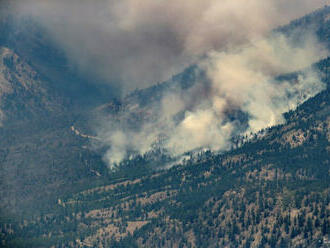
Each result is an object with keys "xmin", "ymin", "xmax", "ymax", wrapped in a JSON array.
[
  {"xmin": 11, "ymin": 0, "xmax": 329, "ymax": 93},
  {"xmin": 8, "ymin": 0, "xmax": 330, "ymax": 168}
]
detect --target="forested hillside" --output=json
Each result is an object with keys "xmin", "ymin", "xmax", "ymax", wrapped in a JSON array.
[
  {"xmin": 0, "ymin": 37, "xmax": 108, "ymax": 218},
  {"xmin": 0, "ymin": 5, "xmax": 329, "ymax": 248},
  {"xmin": 1, "ymin": 49, "xmax": 329, "ymax": 248}
]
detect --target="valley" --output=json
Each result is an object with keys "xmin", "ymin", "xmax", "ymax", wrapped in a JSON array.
[{"xmin": 0, "ymin": 3, "xmax": 329, "ymax": 248}]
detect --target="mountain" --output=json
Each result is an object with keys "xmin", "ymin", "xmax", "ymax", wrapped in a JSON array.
[
  {"xmin": 0, "ymin": 47, "xmax": 66, "ymax": 123},
  {"xmin": 1, "ymin": 57, "xmax": 329, "ymax": 248},
  {"xmin": 0, "ymin": 45, "xmax": 111, "ymax": 218},
  {"xmin": 0, "ymin": 9, "xmax": 116, "ymax": 108},
  {"xmin": 276, "ymin": 5, "xmax": 330, "ymax": 50},
  {"xmin": 0, "ymin": 5, "xmax": 329, "ymax": 248},
  {"xmin": 0, "ymin": 3, "xmax": 121, "ymax": 218},
  {"xmin": 101, "ymin": 5, "xmax": 330, "ymax": 119}
]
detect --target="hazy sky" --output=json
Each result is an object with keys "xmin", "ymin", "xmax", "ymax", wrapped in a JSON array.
[{"xmin": 11, "ymin": 0, "xmax": 330, "ymax": 93}]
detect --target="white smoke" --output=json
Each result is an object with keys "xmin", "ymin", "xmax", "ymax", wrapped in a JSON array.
[
  {"xmin": 9, "ymin": 0, "xmax": 330, "ymax": 167},
  {"xmin": 97, "ymin": 32, "xmax": 327, "ymax": 168}
]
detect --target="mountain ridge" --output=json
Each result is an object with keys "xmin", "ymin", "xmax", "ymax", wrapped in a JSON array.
[{"xmin": 0, "ymin": 5, "xmax": 329, "ymax": 248}]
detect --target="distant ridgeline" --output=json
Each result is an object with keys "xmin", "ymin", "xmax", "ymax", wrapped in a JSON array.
[{"xmin": 0, "ymin": 5, "xmax": 329, "ymax": 248}]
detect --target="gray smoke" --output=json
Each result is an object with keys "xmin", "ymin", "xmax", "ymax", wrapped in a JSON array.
[
  {"xmin": 96, "ymin": 32, "xmax": 327, "ymax": 167},
  {"xmin": 9, "ymin": 0, "xmax": 330, "ymax": 168},
  {"xmin": 11, "ymin": 0, "xmax": 329, "ymax": 93}
]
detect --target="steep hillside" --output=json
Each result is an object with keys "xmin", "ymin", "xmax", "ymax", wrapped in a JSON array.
[
  {"xmin": 0, "ymin": 3, "xmax": 122, "ymax": 218},
  {"xmin": 1, "ymin": 58, "xmax": 328, "ymax": 248},
  {"xmin": 0, "ymin": 5, "xmax": 329, "ymax": 248},
  {"xmin": 0, "ymin": 47, "xmax": 66, "ymax": 124},
  {"xmin": 0, "ymin": 12, "xmax": 115, "ymax": 108},
  {"xmin": 0, "ymin": 46, "xmax": 108, "ymax": 217},
  {"xmin": 276, "ymin": 5, "xmax": 330, "ymax": 49},
  {"xmin": 90, "ymin": 15, "xmax": 330, "ymax": 175}
]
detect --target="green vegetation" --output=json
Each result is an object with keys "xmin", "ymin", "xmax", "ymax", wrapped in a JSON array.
[
  {"xmin": 0, "ymin": 5, "xmax": 329, "ymax": 248},
  {"xmin": 1, "ymin": 56, "xmax": 329, "ymax": 248}
]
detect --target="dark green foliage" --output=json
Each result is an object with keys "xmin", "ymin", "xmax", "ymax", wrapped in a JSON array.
[{"xmin": 1, "ymin": 5, "xmax": 330, "ymax": 248}]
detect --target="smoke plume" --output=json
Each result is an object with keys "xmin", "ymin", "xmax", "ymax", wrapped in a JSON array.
[
  {"xmin": 9, "ymin": 0, "xmax": 330, "ymax": 167},
  {"xmin": 11, "ymin": 0, "xmax": 329, "ymax": 93},
  {"xmin": 96, "ymin": 32, "xmax": 327, "ymax": 167}
]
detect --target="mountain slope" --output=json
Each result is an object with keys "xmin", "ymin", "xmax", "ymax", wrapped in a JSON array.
[
  {"xmin": 0, "ymin": 10, "xmax": 116, "ymax": 108},
  {"xmin": 0, "ymin": 46, "xmax": 66, "ymax": 124},
  {"xmin": 0, "ymin": 5, "xmax": 329, "ymax": 248},
  {"xmin": 0, "ymin": 46, "xmax": 109, "ymax": 218},
  {"xmin": 1, "ymin": 55, "xmax": 329, "ymax": 248}
]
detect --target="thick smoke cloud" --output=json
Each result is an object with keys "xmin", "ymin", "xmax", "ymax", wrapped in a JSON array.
[
  {"xmin": 11, "ymin": 0, "xmax": 329, "ymax": 93},
  {"xmin": 97, "ymin": 32, "xmax": 327, "ymax": 167},
  {"xmin": 10, "ymin": 0, "xmax": 330, "ymax": 167}
]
